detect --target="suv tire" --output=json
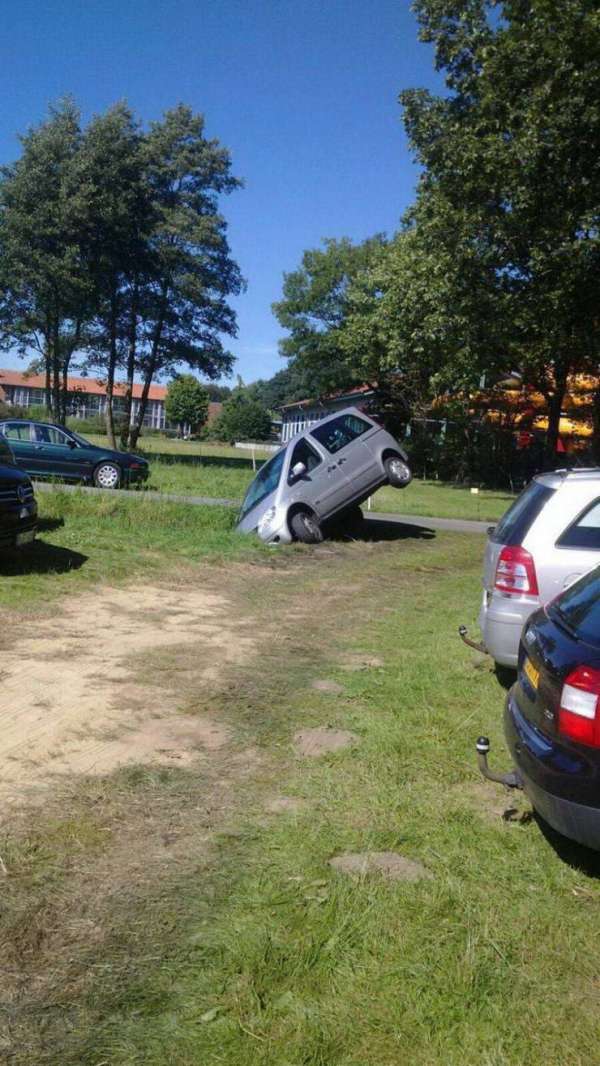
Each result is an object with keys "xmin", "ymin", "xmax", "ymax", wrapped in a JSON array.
[
  {"xmin": 290, "ymin": 510, "xmax": 323, "ymax": 544},
  {"xmin": 384, "ymin": 455, "xmax": 411, "ymax": 488}
]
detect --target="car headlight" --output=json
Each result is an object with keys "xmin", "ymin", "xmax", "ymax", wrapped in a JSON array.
[{"xmin": 258, "ymin": 506, "xmax": 278, "ymax": 533}]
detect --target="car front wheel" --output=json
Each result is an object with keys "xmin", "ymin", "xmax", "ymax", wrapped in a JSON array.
[
  {"xmin": 384, "ymin": 456, "xmax": 411, "ymax": 488},
  {"xmin": 290, "ymin": 510, "xmax": 323, "ymax": 544},
  {"xmin": 94, "ymin": 462, "xmax": 121, "ymax": 490}
]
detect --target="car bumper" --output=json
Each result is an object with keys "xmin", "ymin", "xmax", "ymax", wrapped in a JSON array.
[
  {"xmin": 126, "ymin": 466, "xmax": 149, "ymax": 484},
  {"xmin": 505, "ymin": 692, "xmax": 600, "ymax": 850},
  {"xmin": 0, "ymin": 508, "xmax": 37, "ymax": 549},
  {"xmin": 478, "ymin": 592, "xmax": 538, "ymax": 667},
  {"xmin": 256, "ymin": 516, "xmax": 293, "ymax": 545}
]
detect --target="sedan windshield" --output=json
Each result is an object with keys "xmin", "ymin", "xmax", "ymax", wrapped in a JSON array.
[
  {"xmin": 67, "ymin": 429, "xmax": 93, "ymax": 447},
  {"xmin": 239, "ymin": 450, "xmax": 285, "ymax": 521}
]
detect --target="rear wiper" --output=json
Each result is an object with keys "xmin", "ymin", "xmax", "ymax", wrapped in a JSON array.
[{"xmin": 548, "ymin": 604, "xmax": 578, "ymax": 639}]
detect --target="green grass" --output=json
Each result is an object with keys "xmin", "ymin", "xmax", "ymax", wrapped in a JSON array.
[
  {"xmin": 0, "ymin": 489, "xmax": 266, "ymax": 608},
  {"xmin": 372, "ymin": 478, "xmax": 515, "ymax": 521},
  {"xmin": 85, "ymin": 433, "xmax": 275, "ymax": 460},
  {"xmin": 4, "ymin": 531, "xmax": 600, "ymax": 1064}
]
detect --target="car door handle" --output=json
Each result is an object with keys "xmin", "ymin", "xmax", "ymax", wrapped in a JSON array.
[
  {"xmin": 338, "ymin": 457, "xmax": 347, "ymax": 464},
  {"xmin": 34, "ymin": 445, "xmax": 44, "ymax": 450},
  {"xmin": 327, "ymin": 465, "xmax": 337, "ymax": 473}
]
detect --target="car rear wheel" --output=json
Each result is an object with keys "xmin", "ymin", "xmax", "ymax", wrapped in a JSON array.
[
  {"xmin": 290, "ymin": 510, "xmax": 323, "ymax": 544},
  {"xmin": 94, "ymin": 462, "xmax": 121, "ymax": 489},
  {"xmin": 384, "ymin": 456, "xmax": 411, "ymax": 488}
]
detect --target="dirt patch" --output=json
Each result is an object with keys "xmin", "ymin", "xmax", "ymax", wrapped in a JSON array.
[
  {"xmin": 339, "ymin": 655, "xmax": 384, "ymax": 671},
  {"xmin": 266, "ymin": 796, "xmax": 305, "ymax": 814},
  {"xmin": 329, "ymin": 851, "xmax": 432, "ymax": 881},
  {"xmin": 294, "ymin": 728, "xmax": 359, "ymax": 756},
  {"xmin": 311, "ymin": 679, "xmax": 344, "ymax": 694},
  {"xmin": 0, "ymin": 582, "xmax": 254, "ymax": 797},
  {"xmin": 458, "ymin": 781, "xmax": 532, "ymax": 823}
]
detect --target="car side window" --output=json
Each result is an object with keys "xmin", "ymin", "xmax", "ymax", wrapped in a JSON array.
[
  {"xmin": 557, "ymin": 498, "xmax": 600, "ymax": 551},
  {"xmin": 288, "ymin": 438, "xmax": 321, "ymax": 481},
  {"xmin": 3, "ymin": 422, "xmax": 32, "ymax": 441},
  {"xmin": 34, "ymin": 424, "xmax": 70, "ymax": 446},
  {"xmin": 310, "ymin": 414, "xmax": 371, "ymax": 455}
]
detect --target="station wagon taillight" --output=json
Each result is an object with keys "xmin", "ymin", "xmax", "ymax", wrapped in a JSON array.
[
  {"xmin": 494, "ymin": 545, "xmax": 539, "ymax": 596},
  {"xmin": 559, "ymin": 666, "xmax": 600, "ymax": 747}
]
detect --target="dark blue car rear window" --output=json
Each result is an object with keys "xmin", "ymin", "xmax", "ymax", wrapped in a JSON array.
[{"xmin": 552, "ymin": 567, "xmax": 600, "ymax": 648}]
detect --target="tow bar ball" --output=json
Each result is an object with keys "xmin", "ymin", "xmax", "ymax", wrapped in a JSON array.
[{"xmin": 476, "ymin": 736, "xmax": 522, "ymax": 790}]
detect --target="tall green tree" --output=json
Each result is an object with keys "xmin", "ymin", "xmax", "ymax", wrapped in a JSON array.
[
  {"xmin": 165, "ymin": 374, "xmax": 209, "ymax": 435},
  {"xmin": 126, "ymin": 105, "xmax": 243, "ymax": 450},
  {"xmin": 72, "ymin": 102, "xmax": 152, "ymax": 447},
  {"xmin": 0, "ymin": 98, "xmax": 89, "ymax": 422},
  {"xmin": 212, "ymin": 392, "xmax": 272, "ymax": 442},
  {"xmin": 272, "ymin": 236, "xmax": 388, "ymax": 397},
  {"xmin": 401, "ymin": 0, "xmax": 600, "ymax": 458}
]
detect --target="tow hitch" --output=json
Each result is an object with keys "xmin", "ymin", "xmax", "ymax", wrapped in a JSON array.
[
  {"xmin": 476, "ymin": 736, "xmax": 522, "ymax": 789},
  {"xmin": 459, "ymin": 625, "xmax": 488, "ymax": 656}
]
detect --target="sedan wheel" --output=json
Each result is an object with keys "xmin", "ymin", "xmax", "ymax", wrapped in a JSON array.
[{"xmin": 94, "ymin": 462, "xmax": 121, "ymax": 489}]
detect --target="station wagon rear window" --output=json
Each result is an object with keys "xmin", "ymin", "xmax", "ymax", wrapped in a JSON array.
[
  {"xmin": 310, "ymin": 414, "xmax": 371, "ymax": 454},
  {"xmin": 490, "ymin": 480, "xmax": 555, "ymax": 545},
  {"xmin": 239, "ymin": 449, "xmax": 285, "ymax": 521}
]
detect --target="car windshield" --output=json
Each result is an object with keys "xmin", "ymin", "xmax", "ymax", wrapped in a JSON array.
[
  {"xmin": 67, "ymin": 429, "xmax": 93, "ymax": 447},
  {"xmin": 239, "ymin": 450, "xmax": 285, "ymax": 521},
  {"xmin": 550, "ymin": 566, "xmax": 600, "ymax": 648}
]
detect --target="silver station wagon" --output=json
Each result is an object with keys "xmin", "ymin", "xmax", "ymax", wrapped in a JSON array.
[{"xmin": 236, "ymin": 406, "xmax": 411, "ymax": 544}]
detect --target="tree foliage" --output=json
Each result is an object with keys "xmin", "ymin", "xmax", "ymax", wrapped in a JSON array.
[
  {"xmin": 212, "ymin": 392, "xmax": 272, "ymax": 442},
  {"xmin": 165, "ymin": 374, "xmax": 209, "ymax": 434},
  {"xmin": 0, "ymin": 99, "xmax": 243, "ymax": 446}
]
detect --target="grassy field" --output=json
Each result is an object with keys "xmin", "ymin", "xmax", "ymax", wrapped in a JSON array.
[
  {"xmin": 85, "ymin": 433, "xmax": 275, "ymax": 460},
  {"xmin": 0, "ymin": 489, "xmax": 267, "ymax": 609},
  {"xmin": 3, "ymin": 526, "xmax": 600, "ymax": 1064}
]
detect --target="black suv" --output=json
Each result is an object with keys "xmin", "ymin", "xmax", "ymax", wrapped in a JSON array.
[{"xmin": 0, "ymin": 433, "xmax": 37, "ymax": 550}]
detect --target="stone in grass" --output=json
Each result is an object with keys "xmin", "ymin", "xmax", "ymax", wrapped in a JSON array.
[
  {"xmin": 311, "ymin": 679, "xmax": 344, "ymax": 694},
  {"xmin": 294, "ymin": 728, "xmax": 359, "ymax": 757},
  {"xmin": 329, "ymin": 851, "xmax": 432, "ymax": 882}
]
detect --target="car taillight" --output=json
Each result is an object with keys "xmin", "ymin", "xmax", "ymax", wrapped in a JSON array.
[
  {"xmin": 494, "ymin": 545, "xmax": 539, "ymax": 596},
  {"xmin": 559, "ymin": 666, "xmax": 600, "ymax": 747}
]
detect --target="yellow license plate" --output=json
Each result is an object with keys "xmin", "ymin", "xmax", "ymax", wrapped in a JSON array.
[{"xmin": 523, "ymin": 657, "xmax": 540, "ymax": 690}]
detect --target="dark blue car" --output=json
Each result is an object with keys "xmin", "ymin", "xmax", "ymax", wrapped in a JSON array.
[
  {"xmin": 0, "ymin": 418, "xmax": 149, "ymax": 489},
  {"xmin": 505, "ymin": 565, "xmax": 600, "ymax": 850}
]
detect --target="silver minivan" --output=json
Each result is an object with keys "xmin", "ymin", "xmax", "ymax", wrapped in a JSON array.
[
  {"xmin": 479, "ymin": 468, "xmax": 600, "ymax": 667},
  {"xmin": 236, "ymin": 406, "xmax": 411, "ymax": 544}
]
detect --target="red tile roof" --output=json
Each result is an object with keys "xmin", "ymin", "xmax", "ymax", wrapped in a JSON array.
[{"xmin": 0, "ymin": 368, "xmax": 168, "ymax": 402}]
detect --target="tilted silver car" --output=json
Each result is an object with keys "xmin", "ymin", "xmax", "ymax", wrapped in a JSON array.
[
  {"xmin": 478, "ymin": 468, "xmax": 600, "ymax": 667},
  {"xmin": 236, "ymin": 406, "xmax": 411, "ymax": 544}
]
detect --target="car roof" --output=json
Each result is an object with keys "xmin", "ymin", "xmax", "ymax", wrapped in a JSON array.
[
  {"xmin": 533, "ymin": 468, "xmax": 600, "ymax": 489},
  {"xmin": 284, "ymin": 405, "xmax": 372, "ymax": 447},
  {"xmin": 0, "ymin": 417, "xmax": 68, "ymax": 431}
]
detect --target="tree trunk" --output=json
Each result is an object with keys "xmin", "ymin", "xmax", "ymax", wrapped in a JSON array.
[
  {"xmin": 128, "ymin": 292, "xmax": 167, "ymax": 450},
  {"xmin": 591, "ymin": 384, "xmax": 600, "ymax": 464},
  {"xmin": 122, "ymin": 283, "xmax": 138, "ymax": 449},
  {"xmin": 104, "ymin": 289, "xmax": 118, "ymax": 449},
  {"xmin": 543, "ymin": 366, "xmax": 568, "ymax": 468},
  {"xmin": 51, "ymin": 316, "xmax": 61, "ymax": 422}
]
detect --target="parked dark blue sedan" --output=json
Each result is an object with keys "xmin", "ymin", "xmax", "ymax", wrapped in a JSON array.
[
  {"xmin": 504, "ymin": 565, "xmax": 600, "ymax": 850},
  {"xmin": 0, "ymin": 418, "xmax": 149, "ymax": 489}
]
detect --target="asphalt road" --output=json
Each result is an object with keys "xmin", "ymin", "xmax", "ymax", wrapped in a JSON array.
[{"xmin": 34, "ymin": 480, "xmax": 490, "ymax": 534}]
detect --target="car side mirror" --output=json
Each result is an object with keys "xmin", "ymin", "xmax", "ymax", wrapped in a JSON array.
[
  {"xmin": 68, "ymin": 439, "xmax": 77, "ymax": 449},
  {"xmin": 291, "ymin": 461, "xmax": 307, "ymax": 481}
]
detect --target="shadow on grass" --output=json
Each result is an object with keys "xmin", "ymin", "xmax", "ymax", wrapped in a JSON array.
[
  {"xmin": 339, "ymin": 516, "xmax": 437, "ymax": 542},
  {"xmin": 0, "ymin": 540, "xmax": 88, "ymax": 576},
  {"xmin": 37, "ymin": 517, "xmax": 65, "ymax": 533},
  {"xmin": 535, "ymin": 814, "xmax": 600, "ymax": 878},
  {"xmin": 494, "ymin": 664, "xmax": 517, "ymax": 691}
]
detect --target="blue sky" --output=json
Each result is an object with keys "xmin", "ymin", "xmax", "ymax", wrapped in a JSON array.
[{"xmin": 0, "ymin": 0, "xmax": 442, "ymax": 384}]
